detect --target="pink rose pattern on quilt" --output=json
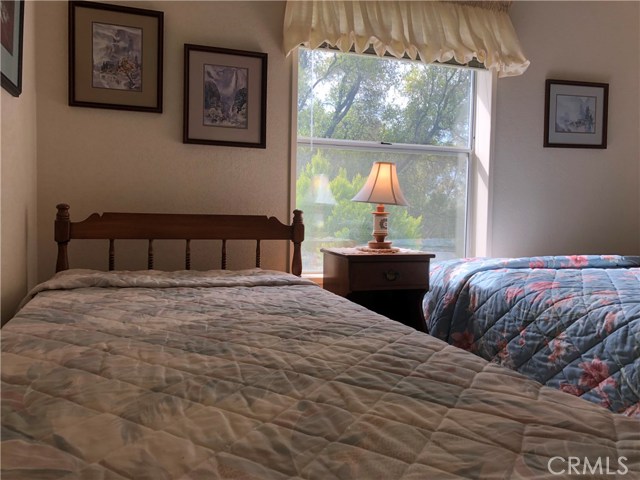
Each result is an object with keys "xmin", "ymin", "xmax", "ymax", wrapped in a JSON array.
[{"xmin": 423, "ymin": 255, "xmax": 640, "ymax": 416}]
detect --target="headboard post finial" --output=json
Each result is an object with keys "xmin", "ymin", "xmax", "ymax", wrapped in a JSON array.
[
  {"xmin": 56, "ymin": 203, "xmax": 70, "ymax": 220},
  {"xmin": 55, "ymin": 204, "xmax": 71, "ymax": 272},
  {"xmin": 291, "ymin": 209, "xmax": 304, "ymax": 276}
]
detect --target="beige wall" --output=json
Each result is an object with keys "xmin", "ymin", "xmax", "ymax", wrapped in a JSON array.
[
  {"xmin": 2, "ymin": 1, "xmax": 639, "ymax": 319},
  {"xmin": 491, "ymin": 1, "xmax": 640, "ymax": 256},
  {"xmin": 35, "ymin": 1, "xmax": 293, "ymax": 278},
  {"xmin": 1, "ymin": 1, "xmax": 38, "ymax": 323}
]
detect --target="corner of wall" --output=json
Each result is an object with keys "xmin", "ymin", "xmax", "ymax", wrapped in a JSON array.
[{"xmin": 1, "ymin": 0, "xmax": 38, "ymax": 324}]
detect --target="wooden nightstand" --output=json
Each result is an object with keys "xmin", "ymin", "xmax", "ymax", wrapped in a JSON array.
[{"xmin": 321, "ymin": 247, "xmax": 435, "ymax": 331}]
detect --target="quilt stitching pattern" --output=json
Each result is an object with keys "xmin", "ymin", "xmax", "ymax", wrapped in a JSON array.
[
  {"xmin": 3, "ymin": 269, "xmax": 639, "ymax": 479},
  {"xmin": 423, "ymin": 256, "xmax": 640, "ymax": 416}
]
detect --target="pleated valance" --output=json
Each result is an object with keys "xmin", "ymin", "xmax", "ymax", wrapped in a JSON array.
[{"xmin": 283, "ymin": 1, "xmax": 530, "ymax": 77}]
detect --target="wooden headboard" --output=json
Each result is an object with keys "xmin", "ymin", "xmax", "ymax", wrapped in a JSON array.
[{"xmin": 54, "ymin": 204, "xmax": 304, "ymax": 275}]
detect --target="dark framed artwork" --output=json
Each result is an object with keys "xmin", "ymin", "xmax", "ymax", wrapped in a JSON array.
[
  {"xmin": 1, "ymin": 0, "xmax": 25, "ymax": 97},
  {"xmin": 69, "ymin": 1, "xmax": 163, "ymax": 112},
  {"xmin": 544, "ymin": 79, "xmax": 608, "ymax": 149},
  {"xmin": 183, "ymin": 44, "xmax": 267, "ymax": 148}
]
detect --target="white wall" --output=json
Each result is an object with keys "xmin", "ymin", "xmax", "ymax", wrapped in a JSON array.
[
  {"xmin": 35, "ymin": 1, "xmax": 293, "ymax": 279},
  {"xmin": 491, "ymin": 1, "xmax": 640, "ymax": 257},
  {"xmin": 1, "ymin": 1, "xmax": 38, "ymax": 323}
]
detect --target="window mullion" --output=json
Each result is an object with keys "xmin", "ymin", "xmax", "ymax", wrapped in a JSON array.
[{"xmin": 298, "ymin": 136, "xmax": 472, "ymax": 155}]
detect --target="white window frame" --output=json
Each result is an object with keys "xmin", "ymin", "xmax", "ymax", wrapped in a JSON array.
[
  {"xmin": 468, "ymin": 69, "xmax": 496, "ymax": 258},
  {"xmin": 288, "ymin": 48, "xmax": 495, "ymax": 274}
]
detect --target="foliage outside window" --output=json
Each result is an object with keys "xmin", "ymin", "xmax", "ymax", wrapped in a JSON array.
[{"xmin": 296, "ymin": 48, "xmax": 475, "ymax": 273}]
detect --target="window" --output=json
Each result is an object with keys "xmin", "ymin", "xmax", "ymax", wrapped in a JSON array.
[{"xmin": 295, "ymin": 48, "xmax": 476, "ymax": 273}]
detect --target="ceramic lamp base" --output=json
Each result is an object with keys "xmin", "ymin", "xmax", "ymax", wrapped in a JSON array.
[
  {"xmin": 368, "ymin": 240, "xmax": 394, "ymax": 249},
  {"xmin": 369, "ymin": 204, "xmax": 393, "ymax": 248}
]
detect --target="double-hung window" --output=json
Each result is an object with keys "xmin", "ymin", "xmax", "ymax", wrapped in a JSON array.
[{"xmin": 295, "ymin": 47, "xmax": 476, "ymax": 274}]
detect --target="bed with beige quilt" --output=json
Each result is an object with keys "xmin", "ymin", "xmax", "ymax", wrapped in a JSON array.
[
  {"xmin": 2, "ymin": 268, "xmax": 639, "ymax": 479},
  {"xmin": 2, "ymin": 205, "xmax": 639, "ymax": 479}
]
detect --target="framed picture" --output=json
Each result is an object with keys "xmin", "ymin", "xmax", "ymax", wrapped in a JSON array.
[
  {"xmin": 69, "ymin": 1, "xmax": 163, "ymax": 112},
  {"xmin": 183, "ymin": 44, "xmax": 267, "ymax": 148},
  {"xmin": 544, "ymin": 79, "xmax": 608, "ymax": 149},
  {"xmin": 1, "ymin": 0, "xmax": 25, "ymax": 97}
]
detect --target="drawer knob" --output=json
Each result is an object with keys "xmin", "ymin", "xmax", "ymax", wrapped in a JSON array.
[{"xmin": 384, "ymin": 270, "xmax": 399, "ymax": 281}]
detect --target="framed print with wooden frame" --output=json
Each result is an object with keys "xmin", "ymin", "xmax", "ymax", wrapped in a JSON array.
[
  {"xmin": 544, "ymin": 79, "xmax": 608, "ymax": 149},
  {"xmin": 1, "ymin": 0, "xmax": 25, "ymax": 97},
  {"xmin": 69, "ymin": 1, "xmax": 163, "ymax": 112},
  {"xmin": 183, "ymin": 44, "xmax": 267, "ymax": 148}
]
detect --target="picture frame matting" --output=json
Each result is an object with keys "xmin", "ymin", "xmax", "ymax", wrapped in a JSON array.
[
  {"xmin": 183, "ymin": 44, "xmax": 267, "ymax": 148},
  {"xmin": 69, "ymin": 0, "xmax": 164, "ymax": 112},
  {"xmin": 544, "ymin": 79, "xmax": 608, "ymax": 149}
]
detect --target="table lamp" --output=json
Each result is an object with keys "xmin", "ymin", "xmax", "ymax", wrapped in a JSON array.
[{"xmin": 352, "ymin": 161, "xmax": 408, "ymax": 251}]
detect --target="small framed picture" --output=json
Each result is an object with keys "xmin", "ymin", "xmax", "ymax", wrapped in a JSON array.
[
  {"xmin": 69, "ymin": 1, "xmax": 163, "ymax": 112},
  {"xmin": 183, "ymin": 44, "xmax": 267, "ymax": 148},
  {"xmin": 544, "ymin": 79, "xmax": 608, "ymax": 149},
  {"xmin": 1, "ymin": 0, "xmax": 25, "ymax": 97}
]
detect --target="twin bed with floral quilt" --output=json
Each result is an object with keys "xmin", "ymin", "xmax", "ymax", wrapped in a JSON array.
[
  {"xmin": 2, "ymin": 208, "xmax": 639, "ymax": 479},
  {"xmin": 423, "ymin": 255, "xmax": 640, "ymax": 417}
]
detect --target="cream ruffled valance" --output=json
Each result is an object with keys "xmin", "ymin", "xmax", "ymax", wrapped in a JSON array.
[{"xmin": 283, "ymin": 1, "xmax": 529, "ymax": 77}]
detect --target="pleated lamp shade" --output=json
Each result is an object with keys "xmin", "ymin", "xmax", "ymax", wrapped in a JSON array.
[{"xmin": 352, "ymin": 162, "xmax": 408, "ymax": 206}]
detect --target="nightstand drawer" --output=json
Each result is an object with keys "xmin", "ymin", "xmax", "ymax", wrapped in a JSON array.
[
  {"xmin": 350, "ymin": 261, "xmax": 429, "ymax": 291},
  {"xmin": 321, "ymin": 247, "xmax": 435, "ymax": 331}
]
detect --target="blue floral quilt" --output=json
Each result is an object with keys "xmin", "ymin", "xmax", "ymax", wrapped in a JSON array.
[{"xmin": 423, "ymin": 255, "xmax": 640, "ymax": 415}]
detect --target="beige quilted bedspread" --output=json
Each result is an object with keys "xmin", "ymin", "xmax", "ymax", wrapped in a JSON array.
[{"xmin": 2, "ymin": 269, "xmax": 639, "ymax": 479}]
